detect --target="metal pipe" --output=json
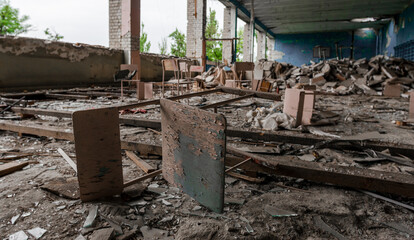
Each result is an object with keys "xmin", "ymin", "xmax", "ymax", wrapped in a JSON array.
[{"xmin": 234, "ymin": 7, "xmax": 238, "ymax": 63}]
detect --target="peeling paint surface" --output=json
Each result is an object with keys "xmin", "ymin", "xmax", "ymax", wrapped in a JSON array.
[
  {"xmin": 161, "ymin": 99, "xmax": 226, "ymax": 213},
  {"xmin": 379, "ymin": 3, "xmax": 414, "ymax": 56},
  {"xmin": 274, "ymin": 31, "xmax": 376, "ymax": 66}
]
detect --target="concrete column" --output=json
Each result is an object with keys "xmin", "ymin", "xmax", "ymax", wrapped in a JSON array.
[
  {"xmin": 256, "ymin": 31, "xmax": 266, "ymax": 61},
  {"xmin": 222, "ymin": 6, "xmax": 235, "ymax": 64},
  {"xmin": 186, "ymin": 0, "xmax": 206, "ymax": 64},
  {"xmin": 243, "ymin": 24, "xmax": 252, "ymax": 62},
  {"xmin": 266, "ymin": 37, "xmax": 276, "ymax": 61}
]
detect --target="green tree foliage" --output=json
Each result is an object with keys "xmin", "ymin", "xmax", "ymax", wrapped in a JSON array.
[
  {"xmin": 205, "ymin": 8, "xmax": 222, "ymax": 62},
  {"xmin": 140, "ymin": 23, "xmax": 151, "ymax": 52},
  {"xmin": 0, "ymin": 0, "xmax": 31, "ymax": 35},
  {"xmin": 44, "ymin": 28, "xmax": 64, "ymax": 41},
  {"xmin": 168, "ymin": 28, "xmax": 186, "ymax": 57},
  {"xmin": 158, "ymin": 37, "xmax": 168, "ymax": 55},
  {"xmin": 236, "ymin": 27, "xmax": 244, "ymax": 61}
]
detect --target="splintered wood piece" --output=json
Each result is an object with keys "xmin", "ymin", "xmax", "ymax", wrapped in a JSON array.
[
  {"xmin": 72, "ymin": 108, "xmax": 123, "ymax": 202},
  {"xmin": 161, "ymin": 99, "xmax": 226, "ymax": 213},
  {"xmin": 125, "ymin": 151, "xmax": 155, "ymax": 173},
  {"xmin": 57, "ymin": 148, "xmax": 77, "ymax": 173},
  {"xmin": 123, "ymin": 169, "xmax": 162, "ymax": 188},
  {"xmin": 0, "ymin": 161, "xmax": 33, "ymax": 177}
]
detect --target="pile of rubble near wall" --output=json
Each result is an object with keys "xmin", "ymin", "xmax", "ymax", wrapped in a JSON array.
[{"xmin": 263, "ymin": 55, "xmax": 414, "ymax": 95}]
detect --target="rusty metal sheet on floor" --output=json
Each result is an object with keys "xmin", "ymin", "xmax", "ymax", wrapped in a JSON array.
[
  {"xmin": 161, "ymin": 99, "xmax": 226, "ymax": 213},
  {"xmin": 72, "ymin": 107, "xmax": 123, "ymax": 202}
]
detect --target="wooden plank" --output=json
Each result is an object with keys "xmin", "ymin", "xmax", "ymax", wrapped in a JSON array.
[
  {"xmin": 226, "ymin": 172, "xmax": 264, "ymax": 183},
  {"xmin": 229, "ymin": 148, "xmax": 414, "ymax": 198},
  {"xmin": 45, "ymin": 93, "xmax": 90, "ymax": 100},
  {"xmin": 0, "ymin": 161, "xmax": 33, "ymax": 177},
  {"xmin": 57, "ymin": 148, "xmax": 77, "ymax": 173},
  {"xmin": 72, "ymin": 108, "xmax": 123, "ymax": 202},
  {"xmin": 217, "ymin": 86, "xmax": 282, "ymax": 101},
  {"xmin": 0, "ymin": 122, "xmax": 74, "ymax": 141},
  {"xmin": 124, "ymin": 169, "xmax": 162, "ymax": 188},
  {"xmin": 2, "ymin": 119, "xmax": 413, "ymax": 157},
  {"xmin": 117, "ymin": 88, "xmax": 221, "ymax": 110},
  {"xmin": 200, "ymin": 94, "xmax": 254, "ymax": 110},
  {"xmin": 0, "ymin": 122, "xmax": 162, "ymax": 156},
  {"xmin": 125, "ymin": 150, "xmax": 155, "ymax": 173},
  {"xmin": 161, "ymin": 99, "xmax": 226, "ymax": 213}
]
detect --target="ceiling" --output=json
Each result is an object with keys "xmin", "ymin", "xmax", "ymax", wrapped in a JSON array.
[{"xmin": 218, "ymin": 0, "xmax": 414, "ymax": 37}]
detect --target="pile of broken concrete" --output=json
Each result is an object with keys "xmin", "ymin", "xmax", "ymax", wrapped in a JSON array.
[{"xmin": 272, "ymin": 55, "xmax": 414, "ymax": 96}]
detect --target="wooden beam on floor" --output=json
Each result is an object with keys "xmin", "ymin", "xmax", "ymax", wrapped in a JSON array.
[
  {"xmin": 0, "ymin": 161, "xmax": 36, "ymax": 177},
  {"xmin": 125, "ymin": 150, "xmax": 156, "ymax": 173},
  {"xmin": 8, "ymin": 108, "xmax": 414, "ymax": 156},
  {"xmin": 124, "ymin": 169, "xmax": 162, "ymax": 188},
  {"xmin": 117, "ymin": 88, "xmax": 221, "ymax": 111},
  {"xmin": 0, "ymin": 122, "xmax": 162, "ymax": 156},
  {"xmin": 227, "ymin": 147, "xmax": 414, "ymax": 198},
  {"xmin": 217, "ymin": 86, "xmax": 282, "ymax": 101},
  {"xmin": 200, "ymin": 94, "xmax": 255, "ymax": 110},
  {"xmin": 45, "ymin": 93, "xmax": 90, "ymax": 100}
]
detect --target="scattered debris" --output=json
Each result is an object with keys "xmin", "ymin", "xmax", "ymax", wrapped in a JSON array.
[{"xmin": 27, "ymin": 227, "xmax": 47, "ymax": 239}]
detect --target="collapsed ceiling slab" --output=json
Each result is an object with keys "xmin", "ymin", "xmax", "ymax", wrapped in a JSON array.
[{"xmin": 219, "ymin": 0, "xmax": 414, "ymax": 34}]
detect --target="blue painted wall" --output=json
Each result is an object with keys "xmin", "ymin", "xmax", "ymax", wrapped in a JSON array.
[
  {"xmin": 378, "ymin": 3, "xmax": 414, "ymax": 56},
  {"xmin": 273, "ymin": 30, "xmax": 377, "ymax": 66}
]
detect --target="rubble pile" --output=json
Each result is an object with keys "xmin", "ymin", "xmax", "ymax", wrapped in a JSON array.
[
  {"xmin": 270, "ymin": 55, "xmax": 414, "ymax": 95},
  {"xmin": 200, "ymin": 56, "xmax": 414, "ymax": 97}
]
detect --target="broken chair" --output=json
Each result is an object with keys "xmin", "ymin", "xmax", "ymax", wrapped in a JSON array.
[{"xmin": 283, "ymin": 88, "xmax": 315, "ymax": 127}]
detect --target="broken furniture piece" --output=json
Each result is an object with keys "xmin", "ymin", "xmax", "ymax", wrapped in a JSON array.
[
  {"xmin": 118, "ymin": 64, "xmax": 152, "ymax": 100},
  {"xmin": 190, "ymin": 65, "xmax": 205, "ymax": 91},
  {"xmin": 161, "ymin": 59, "xmax": 179, "ymax": 97},
  {"xmin": 283, "ymin": 88, "xmax": 315, "ymax": 127},
  {"xmin": 72, "ymin": 107, "xmax": 124, "ymax": 201},
  {"xmin": 161, "ymin": 99, "xmax": 226, "ymax": 213},
  {"xmin": 227, "ymin": 62, "xmax": 255, "ymax": 89}
]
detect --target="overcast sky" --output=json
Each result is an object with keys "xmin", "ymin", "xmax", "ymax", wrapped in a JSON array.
[{"xmin": 9, "ymin": 0, "xmax": 228, "ymax": 53}]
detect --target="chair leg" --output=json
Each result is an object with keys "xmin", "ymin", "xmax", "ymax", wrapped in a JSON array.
[{"xmin": 162, "ymin": 70, "xmax": 165, "ymax": 98}]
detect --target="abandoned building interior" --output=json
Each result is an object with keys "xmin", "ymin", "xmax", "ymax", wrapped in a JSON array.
[{"xmin": 2, "ymin": 0, "xmax": 414, "ymax": 239}]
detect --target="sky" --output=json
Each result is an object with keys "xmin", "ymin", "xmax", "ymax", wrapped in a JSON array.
[{"xmin": 9, "ymin": 0, "xmax": 228, "ymax": 53}]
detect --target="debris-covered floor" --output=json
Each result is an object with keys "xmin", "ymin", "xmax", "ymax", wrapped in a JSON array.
[{"xmin": 1, "ymin": 87, "xmax": 414, "ymax": 240}]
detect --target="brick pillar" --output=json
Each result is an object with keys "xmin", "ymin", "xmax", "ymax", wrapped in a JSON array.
[
  {"xmin": 267, "ymin": 37, "xmax": 276, "ymax": 61},
  {"xmin": 243, "ymin": 24, "xmax": 252, "ymax": 62},
  {"xmin": 222, "ymin": 6, "xmax": 235, "ymax": 64},
  {"xmin": 256, "ymin": 31, "xmax": 266, "ymax": 61},
  {"xmin": 109, "ymin": 0, "xmax": 122, "ymax": 49},
  {"xmin": 187, "ymin": 0, "xmax": 206, "ymax": 63}
]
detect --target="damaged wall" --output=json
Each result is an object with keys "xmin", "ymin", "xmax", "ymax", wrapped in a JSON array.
[
  {"xmin": 0, "ymin": 36, "xmax": 174, "ymax": 91},
  {"xmin": 378, "ymin": 3, "xmax": 414, "ymax": 57},
  {"xmin": 0, "ymin": 36, "xmax": 123, "ymax": 91},
  {"xmin": 273, "ymin": 30, "xmax": 377, "ymax": 66}
]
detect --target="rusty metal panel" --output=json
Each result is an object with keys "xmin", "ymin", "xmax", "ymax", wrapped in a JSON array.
[
  {"xmin": 73, "ymin": 107, "xmax": 123, "ymax": 202},
  {"xmin": 161, "ymin": 99, "xmax": 226, "ymax": 213}
]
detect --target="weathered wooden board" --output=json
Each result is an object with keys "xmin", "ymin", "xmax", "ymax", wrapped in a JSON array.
[
  {"xmin": 72, "ymin": 108, "xmax": 123, "ymax": 202},
  {"xmin": 161, "ymin": 99, "xmax": 226, "ymax": 213}
]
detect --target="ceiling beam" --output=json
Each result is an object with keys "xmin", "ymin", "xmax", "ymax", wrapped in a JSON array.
[
  {"xmin": 271, "ymin": 21, "xmax": 388, "ymax": 34},
  {"xmin": 223, "ymin": 0, "xmax": 277, "ymax": 38}
]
